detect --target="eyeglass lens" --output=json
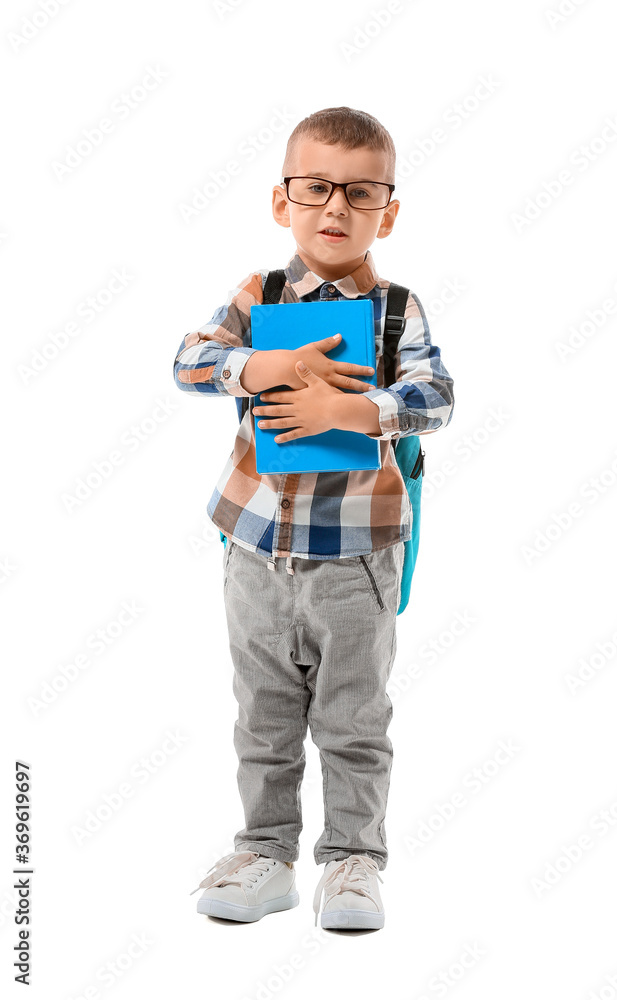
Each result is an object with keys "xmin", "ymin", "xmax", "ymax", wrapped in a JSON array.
[{"xmin": 288, "ymin": 177, "xmax": 390, "ymax": 210}]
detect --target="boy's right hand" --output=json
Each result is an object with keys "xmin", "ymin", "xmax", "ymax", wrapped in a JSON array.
[{"xmin": 283, "ymin": 335, "xmax": 376, "ymax": 392}]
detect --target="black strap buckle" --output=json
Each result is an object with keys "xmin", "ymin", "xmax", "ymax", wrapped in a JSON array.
[{"xmin": 384, "ymin": 314, "xmax": 406, "ymax": 334}]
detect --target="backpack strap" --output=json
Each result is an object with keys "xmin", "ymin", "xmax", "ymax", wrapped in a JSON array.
[
  {"xmin": 383, "ymin": 282, "xmax": 408, "ymax": 389},
  {"xmin": 239, "ymin": 269, "xmax": 287, "ymax": 423},
  {"xmin": 262, "ymin": 268, "xmax": 288, "ymax": 306}
]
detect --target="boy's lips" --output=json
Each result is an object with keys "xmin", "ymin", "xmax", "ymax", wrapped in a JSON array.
[{"xmin": 319, "ymin": 228, "xmax": 348, "ymax": 243}]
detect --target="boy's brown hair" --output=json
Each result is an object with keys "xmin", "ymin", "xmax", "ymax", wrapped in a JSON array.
[{"xmin": 282, "ymin": 106, "xmax": 396, "ymax": 184}]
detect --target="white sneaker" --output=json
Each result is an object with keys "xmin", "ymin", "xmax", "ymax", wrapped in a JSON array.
[
  {"xmin": 190, "ymin": 851, "xmax": 298, "ymax": 922},
  {"xmin": 313, "ymin": 855, "xmax": 385, "ymax": 929}
]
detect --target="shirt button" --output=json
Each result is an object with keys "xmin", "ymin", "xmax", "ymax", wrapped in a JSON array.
[
  {"xmin": 327, "ymin": 284, "xmax": 336, "ymax": 294},
  {"xmin": 281, "ymin": 498, "xmax": 290, "ymax": 509},
  {"xmin": 222, "ymin": 369, "xmax": 231, "ymax": 379}
]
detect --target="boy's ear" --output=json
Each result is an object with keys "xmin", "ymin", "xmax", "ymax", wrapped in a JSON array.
[
  {"xmin": 377, "ymin": 199, "xmax": 400, "ymax": 238},
  {"xmin": 272, "ymin": 184, "xmax": 291, "ymax": 229}
]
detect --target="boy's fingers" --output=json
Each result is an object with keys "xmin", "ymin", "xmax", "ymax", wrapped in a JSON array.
[
  {"xmin": 342, "ymin": 363, "xmax": 374, "ymax": 374},
  {"xmin": 314, "ymin": 335, "xmax": 341, "ymax": 350},
  {"xmin": 343, "ymin": 377, "xmax": 375, "ymax": 390}
]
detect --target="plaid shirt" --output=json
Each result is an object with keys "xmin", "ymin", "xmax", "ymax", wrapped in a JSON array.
[{"xmin": 173, "ymin": 250, "xmax": 454, "ymax": 561}]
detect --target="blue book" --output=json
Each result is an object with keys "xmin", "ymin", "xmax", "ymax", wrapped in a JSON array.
[{"xmin": 249, "ymin": 298, "xmax": 380, "ymax": 475}]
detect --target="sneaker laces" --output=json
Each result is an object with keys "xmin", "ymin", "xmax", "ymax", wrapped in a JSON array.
[
  {"xmin": 312, "ymin": 855, "xmax": 383, "ymax": 926},
  {"xmin": 189, "ymin": 851, "xmax": 273, "ymax": 896}
]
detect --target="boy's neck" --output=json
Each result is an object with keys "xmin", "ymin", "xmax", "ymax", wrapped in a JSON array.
[{"xmin": 295, "ymin": 247, "xmax": 368, "ymax": 283}]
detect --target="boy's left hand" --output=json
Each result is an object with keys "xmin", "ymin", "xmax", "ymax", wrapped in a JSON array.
[{"xmin": 253, "ymin": 361, "xmax": 344, "ymax": 443}]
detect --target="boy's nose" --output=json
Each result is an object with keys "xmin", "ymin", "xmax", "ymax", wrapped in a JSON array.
[
  {"xmin": 326, "ymin": 188, "xmax": 349, "ymax": 211},
  {"xmin": 329, "ymin": 200, "xmax": 347, "ymax": 213}
]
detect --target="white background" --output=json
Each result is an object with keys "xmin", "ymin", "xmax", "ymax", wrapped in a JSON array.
[{"xmin": 3, "ymin": 0, "xmax": 617, "ymax": 997}]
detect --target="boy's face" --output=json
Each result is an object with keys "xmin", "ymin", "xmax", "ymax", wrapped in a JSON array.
[{"xmin": 272, "ymin": 138, "xmax": 400, "ymax": 281}]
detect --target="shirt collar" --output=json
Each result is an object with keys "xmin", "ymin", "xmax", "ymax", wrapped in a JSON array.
[{"xmin": 283, "ymin": 249, "xmax": 383, "ymax": 299}]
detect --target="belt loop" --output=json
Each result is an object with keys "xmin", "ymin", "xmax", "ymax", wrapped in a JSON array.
[
  {"xmin": 267, "ymin": 555, "xmax": 276, "ymax": 572},
  {"xmin": 286, "ymin": 556, "xmax": 295, "ymax": 575}
]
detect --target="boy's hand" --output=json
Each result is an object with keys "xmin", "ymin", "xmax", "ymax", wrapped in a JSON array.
[
  {"xmin": 254, "ymin": 361, "xmax": 345, "ymax": 443},
  {"xmin": 283, "ymin": 334, "xmax": 375, "ymax": 392}
]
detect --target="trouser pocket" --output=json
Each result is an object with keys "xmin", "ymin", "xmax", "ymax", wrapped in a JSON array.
[
  {"xmin": 357, "ymin": 555, "xmax": 385, "ymax": 613},
  {"xmin": 223, "ymin": 539, "xmax": 236, "ymax": 593}
]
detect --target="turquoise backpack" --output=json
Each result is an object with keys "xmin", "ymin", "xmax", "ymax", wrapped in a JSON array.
[{"xmin": 220, "ymin": 271, "xmax": 424, "ymax": 615}]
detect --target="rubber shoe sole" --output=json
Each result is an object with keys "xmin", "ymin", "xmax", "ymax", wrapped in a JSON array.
[
  {"xmin": 321, "ymin": 908, "xmax": 384, "ymax": 930},
  {"xmin": 197, "ymin": 890, "xmax": 299, "ymax": 922}
]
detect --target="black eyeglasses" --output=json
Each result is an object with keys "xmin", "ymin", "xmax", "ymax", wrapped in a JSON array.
[{"xmin": 282, "ymin": 176, "xmax": 395, "ymax": 211}]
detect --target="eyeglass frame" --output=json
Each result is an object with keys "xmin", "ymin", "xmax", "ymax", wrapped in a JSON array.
[{"xmin": 281, "ymin": 175, "xmax": 395, "ymax": 211}]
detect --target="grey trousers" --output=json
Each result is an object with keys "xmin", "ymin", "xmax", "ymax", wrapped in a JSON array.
[{"xmin": 222, "ymin": 538, "xmax": 405, "ymax": 871}]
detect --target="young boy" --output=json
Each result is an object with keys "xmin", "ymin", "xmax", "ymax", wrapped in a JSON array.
[{"xmin": 176, "ymin": 107, "xmax": 454, "ymax": 930}]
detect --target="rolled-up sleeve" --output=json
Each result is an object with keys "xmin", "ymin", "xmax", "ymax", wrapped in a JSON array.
[
  {"xmin": 173, "ymin": 271, "xmax": 264, "ymax": 397},
  {"xmin": 363, "ymin": 291, "xmax": 454, "ymax": 439}
]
